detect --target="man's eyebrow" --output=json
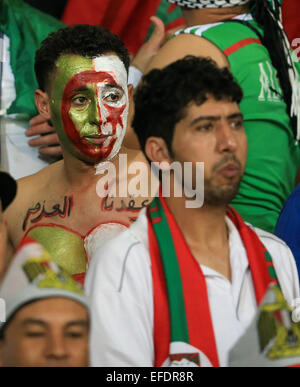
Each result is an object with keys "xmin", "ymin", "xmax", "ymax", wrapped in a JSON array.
[
  {"xmin": 21, "ymin": 319, "xmax": 47, "ymax": 327},
  {"xmin": 227, "ymin": 113, "xmax": 244, "ymax": 120},
  {"xmin": 190, "ymin": 116, "xmax": 220, "ymax": 126},
  {"xmin": 70, "ymin": 86, "xmax": 89, "ymax": 93},
  {"xmin": 190, "ymin": 112, "xmax": 243, "ymax": 126},
  {"xmin": 65, "ymin": 320, "xmax": 89, "ymax": 329},
  {"xmin": 102, "ymin": 83, "xmax": 123, "ymax": 90}
]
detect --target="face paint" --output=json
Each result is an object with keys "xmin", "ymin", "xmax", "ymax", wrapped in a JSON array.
[{"xmin": 51, "ymin": 55, "xmax": 129, "ymax": 164}]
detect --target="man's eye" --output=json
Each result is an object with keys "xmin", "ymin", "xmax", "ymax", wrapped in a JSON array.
[
  {"xmin": 103, "ymin": 91, "xmax": 122, "ymax": 103},
  {"xmin": 72, "ymin": 96, "xmax": 88, "ymax": 107},
  {"xmin": 25, "ymin": 332, "xmax": 45, "ymax": 338},
  {"xmin": 231, "ymin": 120, "xmax": 243, "ymax": 129},
  {"xmin": 65, "ymin": 331, "xmax": 85, "ymax": 339},
  {"xmin": 196, "ymin": 123, "xmax": 213, "ymax": 131}
]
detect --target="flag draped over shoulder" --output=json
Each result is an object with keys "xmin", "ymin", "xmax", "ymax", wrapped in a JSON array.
[
  {"xmin": 0, "ymin": 0, "xmax": 65, "ymax": 117},
  {"xmin": 62, "ymin": 0, "xmax": 184, "ymax": 54}
]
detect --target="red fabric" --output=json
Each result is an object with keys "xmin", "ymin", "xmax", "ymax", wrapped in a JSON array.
[
  {"xmin": 282, "ymin": 0, "xmax": 300, "ymax": 45},
  {"xmin": 62, "ymin": 0, "xmax": 111, "ymax": 26},
  {"xmin": 147, "ymin": 216, "xmax": 170, "ymax": 367},
  {"xmin": 72, "ymin": 272, "xmax": 86, "ymax": 286},
  {"xmin": 227, "ymin": 206, "xmax": 274, "ymax": 305},
  {"xmin": 159, "ymin": 196, "xmax": 220, "ymax": 367},
  {"xmin": 224, "ymin": 38, "xmax": 262, "ymax": 56},
  {"xmin": 62, "ymin": 0, "xmax": 161, "ymax": 54}
]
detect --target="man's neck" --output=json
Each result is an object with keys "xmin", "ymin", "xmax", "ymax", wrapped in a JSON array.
[
  {"xmin": 182, "ymin": 4, "xmax": 250, "ymax": 27},
  {"xmin": 62, "ymin": 149, "xmax": 123, "ymax": 190},
  {"xmin": 165, "ymin": 194, "xmax": 232, "ymax": 280},
  {"xmin": 165, "ymin": 194, "xmax": 228, "ymax": 248}
]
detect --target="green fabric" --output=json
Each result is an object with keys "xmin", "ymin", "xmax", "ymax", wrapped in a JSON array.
[
  {"xmin": 147, "ymin": 0, "xmax": 183, "ymax": 40},
  {"xmin": 0, "ymin": 0, "xmax": 65, "ymax": 117},
  {"xmin": 180, "ymin": 20, "xmax": 300, "ymax": 233},
  {"xmin": 149, "ymin": 198, "xmax": 189, "ymax": 343},
  {"xmin": 265, "ymin": 250, "xmax": 280, "ymax": 286}
]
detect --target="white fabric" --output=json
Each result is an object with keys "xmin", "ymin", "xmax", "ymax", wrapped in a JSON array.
[
  {"xmin": 167, "ymin": 0, "xmax": 250, "ymax": 10},
  {"xmin": 1, "ymin": 35, "xmax": 49, "ymax": 179},
  {"xmin": 174, "ymin": 13, "xmax": 253, "ymax": 37},
  {"xmin": 128, "ymin": 65, "xmax": 143, "ymax": 89},
  {"xmin": 85, "ymin": 209, "xmax": 300, "ymax": 367},
  {"xmin": 1, "ymin": 35, "xmax": 16, "ymax": 113}
]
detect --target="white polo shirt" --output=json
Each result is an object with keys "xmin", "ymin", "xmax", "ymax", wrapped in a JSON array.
[{"xmin": 85, "ymin": 209, "xmax": 300, "ymax": 367}]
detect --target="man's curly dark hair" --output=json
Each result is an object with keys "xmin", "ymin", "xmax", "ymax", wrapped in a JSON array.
[
  {"xmin": 35, "ymin": 24, "xmax": 130, "ymax": 92},
  {"xmin": 132, "ymin": 56, "xmax": 243, "ymax": 156}
]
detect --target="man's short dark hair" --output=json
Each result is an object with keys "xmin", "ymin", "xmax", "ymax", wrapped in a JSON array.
[
  {"xmin": 132, "ymin": 56, "xmax": 243, "ymax": 155},
  {"xmin": 35, "ymin": 24, "xmax": 130, "ymax": 92}
]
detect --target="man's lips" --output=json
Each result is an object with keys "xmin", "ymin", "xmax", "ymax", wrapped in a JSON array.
[
  {"xmin": 84, "ymin": 135, "xmax": 112, "ymax": 145},
  {"xmin": 217, "ymin": 162, "xmax": 240, "ymax": 178}
]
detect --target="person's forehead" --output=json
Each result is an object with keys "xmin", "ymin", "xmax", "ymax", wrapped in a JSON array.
[
  {"xmin": 55, "ymin": 53, "xmax": 127, "ymax": 86},
  {"xmin": 11, "ymin": 298, "xmax": 88, "ymax": 326},
  {"xmin": 185, "ymin": 98, "xmax": 240, "ymax": 119}
]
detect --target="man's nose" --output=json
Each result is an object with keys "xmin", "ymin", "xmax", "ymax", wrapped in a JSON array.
[
  {"xmin": 88, "ymin": 98, "xmax": 102, "ymax": 127},
  {"xmin": 45, "ymin": 332, "xmax": 69, "ymax": 362},
  {"xmin": 215, "ymin": 122, "xmax": 237, "ymax": 153}
]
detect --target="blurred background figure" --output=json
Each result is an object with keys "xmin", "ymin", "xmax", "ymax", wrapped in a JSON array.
[
  {"xmin": 0, "ymin": 239, "xmax": 89, "ymax": 367},
  {"xmin": 0, "ymin": 0, "xmax": 64, "ymax": 179}
]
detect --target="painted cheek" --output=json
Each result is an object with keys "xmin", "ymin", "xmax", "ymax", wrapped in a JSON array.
[
  {"xmin": 103, "ymin": 103, "xmax": 126, "ymax": 136},
  {"xmin": 69, "ymin": 108, "xmax": 88, "ymax": 136}
]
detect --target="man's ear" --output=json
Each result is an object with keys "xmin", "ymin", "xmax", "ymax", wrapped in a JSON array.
[
  {"xmin": 34, "ymin": 89, "xmax": 51, "ymax": 120},
  {"xmin": 145, "ymin": 137, "xmax": 172, "ymax": 165},
  {"xmin": 128, "ymin": 84, "xmax": 133, "ymax": 100}
]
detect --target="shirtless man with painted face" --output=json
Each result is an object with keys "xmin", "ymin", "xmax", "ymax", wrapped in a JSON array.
[{"xmin": 4, "ymin": 25, "xmax": 150, "ymax": 284}]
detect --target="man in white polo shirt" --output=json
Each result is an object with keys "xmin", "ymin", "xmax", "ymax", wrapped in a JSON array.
[{"xmin": 85, "ymin": 57, "xmax": 300, "ymax": 367}]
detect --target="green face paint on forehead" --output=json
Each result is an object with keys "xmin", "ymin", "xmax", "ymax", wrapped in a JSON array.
[{"xmin": 50, "ymin": 54, "xmax": 129, "ymax": 164}]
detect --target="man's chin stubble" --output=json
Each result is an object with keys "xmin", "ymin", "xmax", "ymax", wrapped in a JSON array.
[{"xmin": 203, "ymin": 180, "xmax": 241, "ymax": 207}]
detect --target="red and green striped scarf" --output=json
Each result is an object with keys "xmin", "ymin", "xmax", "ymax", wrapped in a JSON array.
[{"xmin": 147, "ymin": 195, "xmax": 279, "ymax": 367}]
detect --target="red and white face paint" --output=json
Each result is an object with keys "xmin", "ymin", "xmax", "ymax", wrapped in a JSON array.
[{"xmin": 57, "ymin": 55, "xmax": 129, "ymax": 164}]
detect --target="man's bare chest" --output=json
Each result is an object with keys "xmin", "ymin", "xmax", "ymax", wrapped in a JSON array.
[
  {"xmin": 21, "ymin": 193, "xmax": 150, "ymax": 238},
  {"xmin": 15, "ymin": 193, "xmax": 150, "ymax": 280}
]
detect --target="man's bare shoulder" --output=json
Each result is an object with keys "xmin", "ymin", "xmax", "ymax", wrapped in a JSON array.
[
  {"xmin": 14, "ymin": 161, "xmax": 63, "ymax": 201},
  {"xmin": 4, "ymin": 161, "xmax": 63, "ymax": 227},
  {"xmin": 146, "ymin": 33, "xmax": 229, "ymax": 73}
]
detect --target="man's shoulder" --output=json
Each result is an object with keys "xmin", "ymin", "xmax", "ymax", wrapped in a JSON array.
[
  {"xmin": 251, "ymin": 225, "xmax": 290, "ymax": 249},
  {"xmin": 4, "ymin": 162, "xmax": 61, "ymax": 223},
  {"xmin": 248, "ymin": 223, "xmax": 300, "ymax": 301},
  {"xmin": 146, "ymin": 32, "xmax": 228, "ymax": 72}
]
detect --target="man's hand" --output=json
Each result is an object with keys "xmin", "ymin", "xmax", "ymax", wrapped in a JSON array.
[
  {"xmin": 131, "ymin": 16, "xmax": 166, "ymax": 74},
  {"xmin": 131, "ymin": 16, "xmax": 186, "ymax": 74},
  {"xmin": 26, "ymin": 114, "xmax": 63, "ymax": 157}
]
